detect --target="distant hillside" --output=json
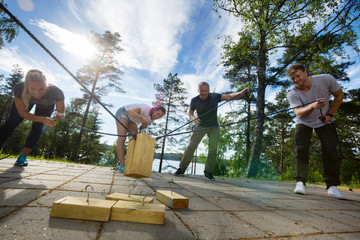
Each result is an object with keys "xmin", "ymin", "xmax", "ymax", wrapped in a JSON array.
[{"xmin": 154, "ymin": 153, "xmax": 182, "ymax": 161}]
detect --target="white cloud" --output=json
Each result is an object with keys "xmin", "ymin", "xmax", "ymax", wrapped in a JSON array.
[
  {"xmin": 30, "ymin": 19, "xmax": 96, "ymax": 60},
  {"xmin": 68, "ymin": 0, "xmax": 193, "ymax": 76}
]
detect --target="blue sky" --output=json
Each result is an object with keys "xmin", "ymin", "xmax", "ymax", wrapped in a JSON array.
[{"xmin": 1, "ymin": 0, "xmax": 360, "ymax": 147}]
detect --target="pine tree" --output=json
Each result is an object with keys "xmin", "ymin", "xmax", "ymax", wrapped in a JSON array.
[
  {"xmin": 71, "ymin": 31, "xmax": 125, "ymax": 161},
  {"xmin": 153, "ymin": 73, "xmax": 189, "ymax": 172}
]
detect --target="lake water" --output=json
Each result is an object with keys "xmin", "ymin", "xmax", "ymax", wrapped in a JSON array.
[{"xmin": 152, "ymin": 159, "xmax": 205, "ymax": 175}]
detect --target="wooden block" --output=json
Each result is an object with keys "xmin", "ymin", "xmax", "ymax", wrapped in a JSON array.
[
  {"xmin": 111, "ymin": 200, "xmax": 165, "ymax": 225},
  {"xmin": 125, "ymin": 133, "xmax": 156, "ymax": 178},
  {"xmin": 50, "ymin": 196, "xmax": 116, "ymax": 222},
  {"xmin": 106, "ymin": 193, "xmax": 154, "ymax": 203},
  {"xmin": 155, "ymin": 190, "xmax": 189, "ymax": 208}
]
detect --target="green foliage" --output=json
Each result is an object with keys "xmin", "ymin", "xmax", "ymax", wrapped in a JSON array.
[
  {"xmin": 0, "ymin": 3, "xmax": 19, "ymax": 48},
  {"xmin": 214, "ymin": 0, "xmax": 360, "ymax": 177},
  {"xmin": 152, "ymin": 73, "xmax": 189, "ymax": 172}
]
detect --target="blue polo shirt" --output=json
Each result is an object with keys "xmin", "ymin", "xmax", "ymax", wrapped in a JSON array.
[{"xmin": 190, "ymin": 93, "xmax": 222, "ymax": 127}]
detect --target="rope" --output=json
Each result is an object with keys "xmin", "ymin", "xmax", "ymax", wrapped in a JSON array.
[
  {"xmin": 55, "ymin": 114, "xmax": 129, "ymax": 137},
  {"xmin": 155, "ymin": 99, "xmax": 318, "ymax": 139},
  {"xmin": 156, "ymin": 90, "xmax": 249, "ymax": 140},
  {"xmin": 0, "ymin": 3, "xmax": 136, "ymax": 139}
]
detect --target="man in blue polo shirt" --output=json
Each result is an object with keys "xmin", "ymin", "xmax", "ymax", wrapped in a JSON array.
[{"xmin": 174, "ymin": 82, "xmax": 250, "ymax": 180}]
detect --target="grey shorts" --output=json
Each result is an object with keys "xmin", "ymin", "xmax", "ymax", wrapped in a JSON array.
[{"xmin": 115, "ymin": 107, "xmax": 133, "ymax": 124}]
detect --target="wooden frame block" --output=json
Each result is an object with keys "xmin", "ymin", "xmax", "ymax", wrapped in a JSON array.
[
  {"xmin": 106, "ymin": 193, "xmax": 154, "ymax": 203},
  {"xmin": 50, "ymin": 196, "xmax": 117, "ymax": 222},
  {"xmin": 155, "ymin": 190, "xmax": 189, "ymax": 208},
  {"xmin": 125, "ymin": 133, "xmax": 156, "ymax": 178},
  {"xmin": 111, "ymin": 200, "xmax": 165, "ymax": 225}
]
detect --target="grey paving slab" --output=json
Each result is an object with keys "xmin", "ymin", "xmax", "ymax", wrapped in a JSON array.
[
  {"xmin": 176, "ymin": 211, "xmax": 266, "ymax": 239},
  {"xmin": 0, "ymin": 159, "xmax": 360, "ymax": 240},
  {"xmin": 0, "ymin": 188, "xmax": 48, "ymax": 206},
  {"xmin": 0, "ymin": 207, "xmax": 100, "ymax": 240},
  {"xmin": 27, "ymin": 190, "xmax": 109, "ymax": 207},
  {"xmin": 99, "ymin": 210, "xmax": 196, "ymax": 240}
]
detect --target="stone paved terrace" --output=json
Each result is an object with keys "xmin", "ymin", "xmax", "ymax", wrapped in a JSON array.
[{"xmin": 0, "ymin": 159, "xmax": 360, "ymax": 240}]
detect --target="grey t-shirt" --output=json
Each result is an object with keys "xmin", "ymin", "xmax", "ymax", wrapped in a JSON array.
[{"xmin": 287, "ymin": 74, "xmax": 341, "ymax": 128}]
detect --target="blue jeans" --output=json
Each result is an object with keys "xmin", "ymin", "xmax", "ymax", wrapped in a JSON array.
[
  {"xmin": 0, "ymin": 102, "xmax": 55, "ymax": 149},
  {"xmin": 179, "ymin": 125, "xmax": 220, "ymax": 174}
]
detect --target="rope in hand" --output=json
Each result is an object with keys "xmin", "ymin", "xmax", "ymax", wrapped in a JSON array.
[
  {"xmin": 156, "ymin": 89, "xmax": 250, "ymax": 140},
  {"xmin": 55, "ymin": 114, "xmax": 129, "ymax": 137},
  {"xmin": 155, "ymin": 99, "xmax": 319, "ymax": 139}
]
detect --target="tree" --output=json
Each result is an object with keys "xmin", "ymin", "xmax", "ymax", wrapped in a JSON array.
[
  {"xmin": 222, "ymin": 33, "xmax": 258, "ymax": 166},
  {"xmin": 0, "ymin": 64, "xmax": 24, "ymax": 124},
  {"xmin": 263, "ymin": 89, "xmax": 293, "ymax": 174},
  {"xmin": 153, "ymin": 73, "xmax": 189, "ymax": 172},
  {"xmin": 0, "ymin": 2, "xmax": 19, "ymax": 49},
  {"xmin": 213, "ymin": 0, "xmax": 360, "ymax": 177},
  {"xmin": 71, "ymin": 31, "xmax": 125, "ymax": 161}
]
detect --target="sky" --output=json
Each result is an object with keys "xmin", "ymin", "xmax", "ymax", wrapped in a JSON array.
[{"xmin": 1, "ymin": 0, "xmax": 360, "ymax": 148}]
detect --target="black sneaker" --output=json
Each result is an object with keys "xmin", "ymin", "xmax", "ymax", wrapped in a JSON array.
[
  {"xmin": 204, "ymin": 172, "xmax": 215, "ymax": 181},
  {"xmin": 174, "ymin": 168, "xmax": 185, "ymax": 176}
]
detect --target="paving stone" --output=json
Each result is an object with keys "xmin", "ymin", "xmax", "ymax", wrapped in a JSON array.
[
  {"xmin": 176, "ymin": 211, "xmax": 266, "ymax": 239},
  {"xmin": 58, "ymin": 181, "xmax": 111, "ymax": 193},
  {"xmin": 28, "ymin": 190, "xmax": 108, "ymax": 207},
  {"xmin": 279, "ymin": 210, "xmax": 359, "ymax": 232},
  {"xmin": 0, "ymin": 207, "xmax": 18, "ymax": 218},
  {"xmin": 0, "ymin": 207, "xmax": 99, "ymax": 240},
  {"xmin": 234, "ymin": 211, "xmax": 320, "ymax": 236},
  {"xmin": 0, "ymin": 188, "xmax": 48, "ymax": 206},
  {"xmin": 205, "ymin": 196, "xmax": 262, "ymax": 211},
  {"xmin": 0, "ymin": 160, "xmax": 359, "ymax": 240},
  {"xmin": 0, "ymin": 178, "xmax": 64, "ymax": 189},
  {"xmin": 100, "ymin": 210, "xmax": 195, "ymax": 240}
]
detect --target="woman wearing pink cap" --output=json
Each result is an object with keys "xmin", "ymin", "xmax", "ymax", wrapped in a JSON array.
[{"xmin": 114, "ymin": 104, "xmax": 166, "ymax": 171}]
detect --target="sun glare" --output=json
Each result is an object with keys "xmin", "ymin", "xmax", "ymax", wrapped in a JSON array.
[
  {"xmin": 18, "ymin": 0, "xmax": 34, "ymax": 12},
  {"xmin": 65, "ymin": 34, "xmax": 97, "ymax": 60}
]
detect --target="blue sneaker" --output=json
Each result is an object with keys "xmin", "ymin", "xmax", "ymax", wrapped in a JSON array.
[
  {"xmin": 15, "ymin": 154, "xmax": 28, "ymax": 166},
  {"xmin": 118, "ymin": 164, "xmax": 125, "ymax": 172}
]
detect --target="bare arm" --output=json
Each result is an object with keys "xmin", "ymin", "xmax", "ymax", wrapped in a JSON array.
[
  {"xmin": 53, "ymin": 100, "xmax": 65, "ymax": 120},
  {"xmin": 221, "ymin": 87, "xmax": 250, "ymax": 101},
  {"xmin": 126, "ymin": 107, "xmax": 148, "ymax": 128},
  {"xmin": 321, "ymin": 88, "xmax": 344, "ymax": 123},
  {"xmin": 14, "ymin": 97, "xmax": 56, "ymax": 126},
  {"xmin": 189, "ymin": 109, "xmax": 200, "ymax": 125},
  {"xmin": 293, "ymin": 98, "xmax": 325, "ymax": 118}
]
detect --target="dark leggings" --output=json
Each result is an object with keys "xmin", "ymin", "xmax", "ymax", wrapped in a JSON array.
[{"xmin": 0, "ymin": 102, "xmax": 54, "ymax": 149}]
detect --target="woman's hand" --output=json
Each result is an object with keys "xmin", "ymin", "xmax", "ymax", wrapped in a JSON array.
[
  {"xmin": 140, "ymin": 117, "xmax": 148, "ymax": 129},
  {"xmin": 43, "ymin": 117, "xmax": 56, "ymax": 127}
]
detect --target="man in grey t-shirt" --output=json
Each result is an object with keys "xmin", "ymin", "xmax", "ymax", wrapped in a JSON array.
[{"xmin": 287, "ymin": 63, "xmax": 346, "ymax": 199}]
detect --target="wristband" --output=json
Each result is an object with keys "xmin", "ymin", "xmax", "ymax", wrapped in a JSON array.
[
  {"xmin": 56, "ymin": 112, "xmax": 65, "ymax": 118},
  {"xmin": 326, "ymin": 113, "xmax": 333, "ymax": 118}
]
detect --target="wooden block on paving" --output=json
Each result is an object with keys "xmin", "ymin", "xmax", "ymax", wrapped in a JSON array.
[
  {"xmin": 124, "ymin": 133, "xmax": 156, "ymax": 178},
  {"xmin": 155, "ymin": 190, "xmax": 189, "ymax": 208},
  {"xmin": 50, "ymin": 196, "xmax": 117, "ymax": 222},
  {"xmin": 106, "ymin": 193, "xmax": 154, "ymax": 203},
  {"xmin": 111, "ymin": 200, "xmax": 165, "ymax": 225}
]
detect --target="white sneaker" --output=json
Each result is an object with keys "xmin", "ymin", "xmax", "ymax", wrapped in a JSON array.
[
  {"xmin": 328, "ymin": 186, "xmax": 347, "ymax": 200},
  {"xmin": 294, "ymin": 181, "xmax": 305, "ymax": 195}
]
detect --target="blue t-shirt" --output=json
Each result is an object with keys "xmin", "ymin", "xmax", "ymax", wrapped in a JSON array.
[
  {"xmin": 14, "ymin": 82, "xmax": 64, "ymax": 108},
  {"xmin": 190, "ymin": 93, "xmax": 222, "ymax": 127}
]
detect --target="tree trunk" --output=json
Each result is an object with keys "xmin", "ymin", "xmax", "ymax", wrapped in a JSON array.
[
  {"xmin": 280, "ymin": 124, "xmax": 285, "ymax": 173},
  {"xmin": 158, "ymin": 96, "xmax": 171, "ymax": 172},
  {"xmin": 246, "ymin": 38, "xmax": 267, "ymax": 178},
  {"xmin": 245, "ymin": 97, "xmax": 251, "ymax": 167},
  {"xmin": 71, "ymin": 72, "xmax": 99, "ymax": 161}
]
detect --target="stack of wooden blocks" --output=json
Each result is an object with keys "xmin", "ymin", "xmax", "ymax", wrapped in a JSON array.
[{"xmin": 50, "ymin": 133, "xmax": 189, "ymax": 225}]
